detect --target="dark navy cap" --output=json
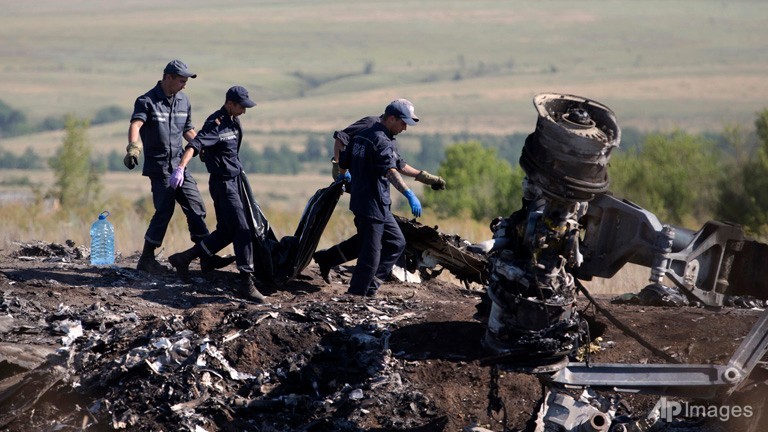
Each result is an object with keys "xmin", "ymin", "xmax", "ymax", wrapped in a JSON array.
[
  {"xmin": 163, "ymin": 59, "xmax": 197, "ymax": 78},
  {"xmin": 384, "ymin": 99, "xmax": 419, "ymax": 125},
  {"xmin": 226, "ymin": 86, "xmax": 257, "ymax": 108}
]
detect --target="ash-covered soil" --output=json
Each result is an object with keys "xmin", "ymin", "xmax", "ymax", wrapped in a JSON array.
[{"xmin": 0, "ymin": 240, "xmax": 766, "ymax": 432}]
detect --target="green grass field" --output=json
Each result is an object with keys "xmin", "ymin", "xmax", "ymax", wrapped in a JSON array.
[
  {"xmin": 1, "ymin": 0, "xmax": 768, "ymax": 292},
  {"xmin": 1, "ymin": 0, "xmax": 767, "ymax": 138},
  {"xmin": 2, "ymin": 0, "xmax": 767, "ymax": 156}
]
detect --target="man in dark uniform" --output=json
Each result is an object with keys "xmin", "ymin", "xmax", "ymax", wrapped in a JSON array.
[
  {"xmin": 314, "ymin": 104, "xmax": 446, "ymax": 283},
  {"xmin": 338, "ymin": 99, "xmax": 425, "ymax": 297},
  {"xmin": 167, "ymin": 86, "xmax": 266, "ymax": 303},
  {"xmin": 124, "ymin": 59, "xmax": 233, "ymax": 274}
]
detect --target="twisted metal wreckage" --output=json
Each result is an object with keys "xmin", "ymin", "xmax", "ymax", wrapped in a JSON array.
[
  {"xmin": 469, "ymin": 93, "xmax": 768, "ymax": 432},
  {"xmin": 239, "ymin": 92, "xmax": 768, "ymax": 430}
]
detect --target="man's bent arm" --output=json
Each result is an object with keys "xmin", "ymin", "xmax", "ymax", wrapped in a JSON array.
[
  {"xmin": 397, "ymin": 162, "xmax": 421, "ymax": 178},
  {"xmin": 387, "ymin": 168, "xmax": 409, "ymax": 194},
  {"xmin": 183, "ymin": 128, "xmax": 197, "ymax": 143}
]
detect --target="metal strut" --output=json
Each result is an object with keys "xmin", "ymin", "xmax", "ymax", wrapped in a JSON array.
[{"xmin": 548, "ymin": 307, "xmax": 768, "ymax": 399}]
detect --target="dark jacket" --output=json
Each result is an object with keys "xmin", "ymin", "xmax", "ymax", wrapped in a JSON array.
[
  {"xmin": 131, "ymin": 82, "xmax": 194, "ymax": 177},
  {"xmin": 344, "ymin": 122, "xmax": 400, "ymax": 220},
  {"xmin": 334, "ymin": 116, "xmax": 379, "ymax": 153},
  {"xmin": 337, "ymin": 116, "xmax": 407, "ymax": 171},
  {"xmin": 185, "ymin": 107, "xmax": 244, "ymax": 180}
]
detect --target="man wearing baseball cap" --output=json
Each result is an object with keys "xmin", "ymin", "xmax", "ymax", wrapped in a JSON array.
[
  {"xmin": 125, "ymin": 59, "xmax": 234, "ymax": 275},
  {"xmin": 168, "ymin": 86, "xmax": 266, "ymax": 303},
  {"xmin": 336, "ymin": 98, "xmax": 426, "ymax": 297},
  {"xmin": 384, "ymin": 98, "xmax": 420, "ymax": 125},
  {"xmin": 314, "ymin": 99, "xmax": 446, "ymax": 284},
  {"xmin": 163, "ymin": 59, "xmax": 198, "ymax": 78}
]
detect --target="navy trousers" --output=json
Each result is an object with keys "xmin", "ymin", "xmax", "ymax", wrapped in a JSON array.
[
  {"xmin": 198, "ymin": 176, "xmax": 254, "ymax": 273},
  {"xmin": 315, "ymin": 234, "xmax": 360, "ymax": 268},
  {"xmin": 145, "ymin": 172, "xmax": 208, "ymax": 246},
  {"xmin": 348, "ymin": 212, "xmax": 405, "ymax": 295}
]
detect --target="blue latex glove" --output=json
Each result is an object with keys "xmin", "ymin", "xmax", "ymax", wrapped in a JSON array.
[
  {"xmin": 403, "ymin": 189, "xmax": 422, "ymax": 217},
  {"xmin": 336, "ymin": 171, "xmax": 351, "ymax": 183},
  {"xmin": 169, "ymin": 167, "xmax": 184, "ymax": 189}
]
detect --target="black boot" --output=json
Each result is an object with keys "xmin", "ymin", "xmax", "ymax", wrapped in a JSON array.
[
  {"xmin": 168, "ymin": 245, "xmax": 202, "ymax": 281},
  {"xmin": 313, "ymin": 250, "xmax": 333, "ymax": 284},
  {"xmin": 237, "ymin": 272, "xmax": 266, "ymax": 303},
  {"xmin": 200, "ymin": 254, "xmax": 237, "ymax": 274},
  {"xmin": 137, "ymin": 241, "xmax": 170, "ymax": 274}
]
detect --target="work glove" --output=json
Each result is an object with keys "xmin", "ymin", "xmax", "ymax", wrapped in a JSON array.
[
  {"xmin": 403, "ymin": 189, "xmax": 422, "ymax": 218},
  {"xmin": 123, "ymin": 141, "xmax": 143, "ymax": 170},
  {"xmin": 169, "ymin": 167, "xmax": 185, "ymax": 189},
  {"xmin": 415, "ymin": 170, "xmax": 446, "ymax": 190},
  {"xmin": 336, "ymin": 171, "xmax": 351, "ymax": 183}
]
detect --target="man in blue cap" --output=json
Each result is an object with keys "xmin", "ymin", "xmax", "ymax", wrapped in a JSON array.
[
  {"xmin": 338, "ymin": 99, "xmax": 426, "ymax": 297},
  {"xmin": 167, "ymin": 86, "xmax": 267, "ymax": 302},
  {"xmin": 314, "ymin": 99, "xmax": 446, "ymax": 284},
  {"xmin": 125, "ymin": 59, "xmax": 233, "ymax": 275}
]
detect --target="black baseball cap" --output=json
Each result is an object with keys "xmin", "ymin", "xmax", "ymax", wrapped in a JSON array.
[
  {"xmin": 226, "ymin": 86, "xmax": 257, "ymax": 108},
  {"xmin": 384, "ymin": 99, "xmax": 419, "ymax": 125},
  {"xmin": 163, "ymin": 59, "xmax": 197, "ymax": 78}
]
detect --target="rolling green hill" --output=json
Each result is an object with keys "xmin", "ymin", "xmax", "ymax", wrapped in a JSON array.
[{"xmin": 1, "ymin": 0, "xmax": 767, "ymax": 155}]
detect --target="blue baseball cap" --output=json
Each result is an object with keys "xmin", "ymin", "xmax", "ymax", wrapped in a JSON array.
[
  {"xmin": 226, "ymin": 86, "xmax": 257, "ymax": 108},
  {"xmin": 163, "ymin": 59, "xmax": 197, "ymax": 78},
  {"xmin": 384, "ymin": 99, "xmax": 419, "ymax": 125}
]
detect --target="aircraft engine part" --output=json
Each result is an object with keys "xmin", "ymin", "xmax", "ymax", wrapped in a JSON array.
[
  {"xmin": 534, "ymin": 389, "xmax": 613, "ymax": 432},
  {"xmin": 483, "ymin": 93, "xmax": 620, "ymax": 369},
  {"xmin": 519, "ymin": 93, "xmax": 620, "ymax": 202}
]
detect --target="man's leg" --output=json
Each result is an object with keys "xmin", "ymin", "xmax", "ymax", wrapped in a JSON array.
[
  {"xmin": 138, "ymin": 177, "xmax": 176, "ymax": 273},
  {"xmin": 137, "ymin": 240, "xmax": 172, "ymax": 274},
  {"xmin": 176, "ymin": 171, "xmax": 209, "ymax": 241},
  {"xmin": 370, "ymin": 213, "xmax": 405, "ymax": 296},
  {"xmin": 211, "ymin": 178, "xmax": 264, "ymax": 301},
  {"xmin": 176, "ymin": 172, "xmax": 235, "ymax": 273},
  {"xmin": 348, "ymin": 216, "xmax": 383, "ymax": 296},
  {"xmin": 313, "ymin": 233, "xmax": 360, "ymax": 283}
]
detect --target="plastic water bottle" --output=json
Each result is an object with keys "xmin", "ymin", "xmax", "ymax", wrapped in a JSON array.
[{"xmin": 90, "ymin": 210, "xmax": 115, "ymax": 265}]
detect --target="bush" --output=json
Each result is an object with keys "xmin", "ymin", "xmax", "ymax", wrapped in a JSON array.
[
  {"xmin": 428, "ymin": 141, "xmax": 524, "ymax": 221},
  {"xmin": 610, "ymin": 130, "xmax": 721, "ymax": 225},
  {"xmin": 715, "ymin": 109, "xmax": 768, "ymax": 235},
  {"xmin": 48, "ymin": 116, "xmax": 102, "ymax": 214}
]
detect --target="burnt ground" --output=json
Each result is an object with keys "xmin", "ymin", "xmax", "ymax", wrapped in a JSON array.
[{"xmin": 0, "ymin": 240, "xmax": 766, "ymax": 432}]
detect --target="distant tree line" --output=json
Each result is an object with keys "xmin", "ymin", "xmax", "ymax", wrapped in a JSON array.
[
  {"xmin": 8, "ymin": 98, "xmax": 768, "ymax": 237},
  {"xmin": 0, "ymin": 99, "xmax": 128, "ymax": 138},
  {"xmin": 424, "ymin": 109, "xmax": 768, "ymax": 238}
]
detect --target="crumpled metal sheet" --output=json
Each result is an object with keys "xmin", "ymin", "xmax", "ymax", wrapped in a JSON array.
[
  {"xmin": 395, "ymin": 215, "xmax": 489, "ymax": 285},
  {"xmin": 11, "ymin": 240, "xmax": 87, "ymax": 261}
]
